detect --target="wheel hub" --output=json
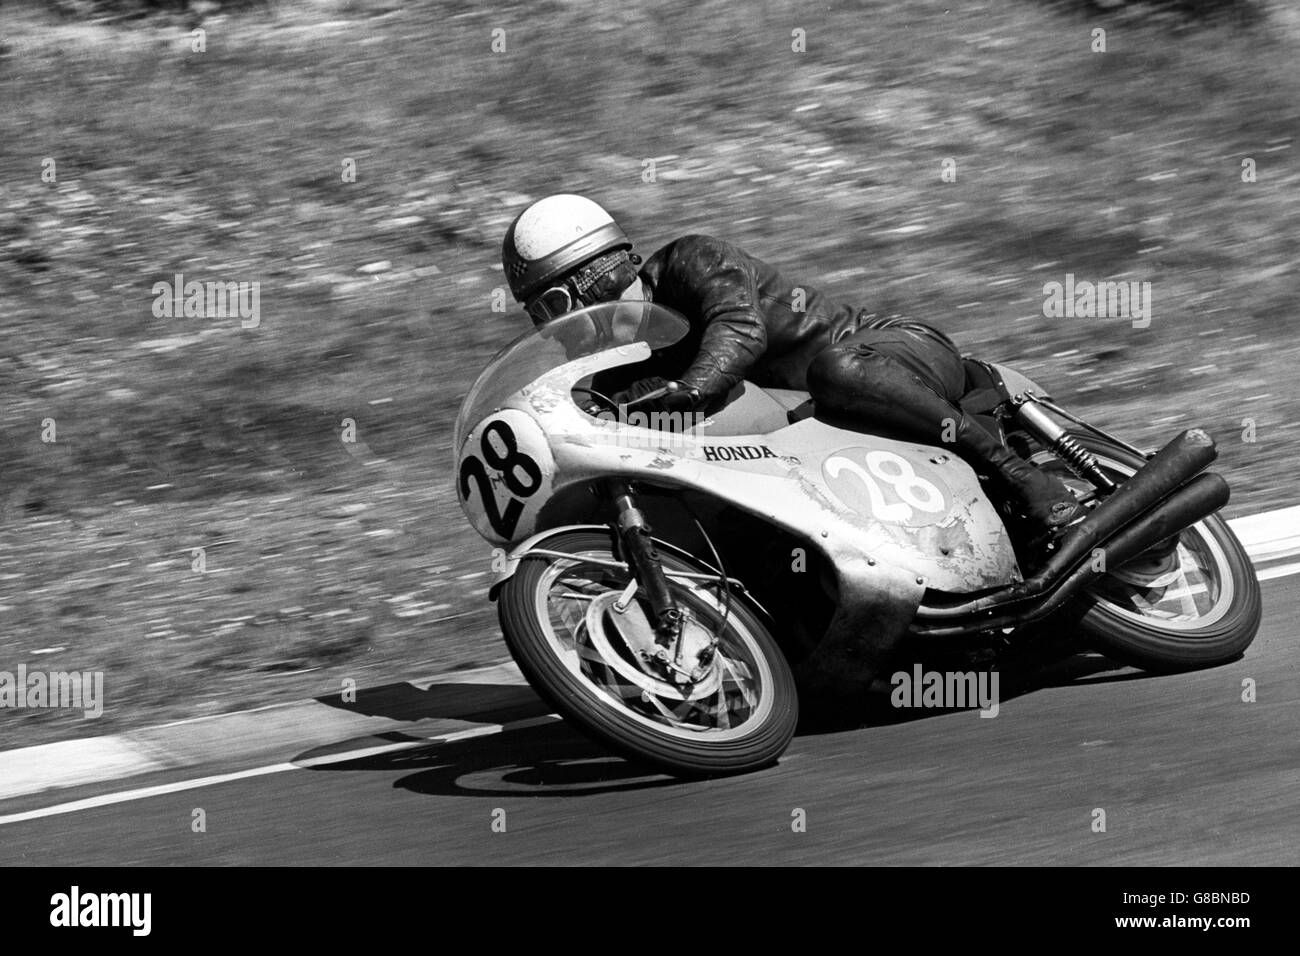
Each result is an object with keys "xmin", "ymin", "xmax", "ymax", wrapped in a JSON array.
[
  {"xmin": 585, "ymin": 592, "xmax": 720, "ymax": 694},
  {"xmin": 1108, "ymin": 543, "xmax": 1184, "ymax": 588}
]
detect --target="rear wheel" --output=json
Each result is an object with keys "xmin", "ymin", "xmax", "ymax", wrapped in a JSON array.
[
  {"xmin": 1023, "ymin": 434, "xmax": 1261, "ymax": 670},
  {"xmin": 498, "ymin": 530, "xmax": 798, "ymax": 777}
]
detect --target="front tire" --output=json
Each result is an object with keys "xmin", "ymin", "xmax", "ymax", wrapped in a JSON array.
[{"xmin": 498, "ymin": 530, "xmax": 798, "ymax": 777}]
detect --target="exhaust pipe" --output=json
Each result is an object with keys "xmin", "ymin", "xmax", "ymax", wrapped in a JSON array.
[
  {"xmin": 912, "ymin": 471, "xmax": 1229, "ymax": 636},
  {"xmin": 915, "ymin": 428, "xmax": 1219, "ymax": 622},
  {"xmin": 1021, "ymin": 427, "xmax": 1217, "ymax": 593},
  {"xmin": 1047, "ymin": 470, "xmax": 1229, "ymax": 600}
]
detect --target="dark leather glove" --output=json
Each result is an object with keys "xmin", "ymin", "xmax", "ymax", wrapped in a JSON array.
[
  {"xmin": 610, "ymin": 376, "xmax": 671, "ymax": 409},
  {"xmin": 657, "ymin": 381, "xmax": 704, "ymax": 414},
  {"xmin": 611, "ymin": 378, "xmax": 703, "ymax": 418}
]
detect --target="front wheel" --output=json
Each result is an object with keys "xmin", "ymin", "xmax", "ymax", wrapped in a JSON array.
[
  {"xmin": 497, "ymin": 530, "xmax": 798, "ymax": 777},
  {"xmin": 1023, "ymin": 434, "xmax": 1262, "ymax": 670}
]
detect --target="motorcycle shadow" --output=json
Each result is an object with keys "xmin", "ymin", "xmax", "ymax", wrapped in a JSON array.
[
  {"xmin": 314, "ymin": 674, "xmax": 550, "ymax": 726},
  {"xmin": 294, "ymin": 719, "xmax": 679, "ymax": 798},
  {"xmin": 294, "ymin": 644, "xmax": 1148, "ymax": 788},
  {"xmin": 796, "ymin": 635, "xmax": 1142, "ymax": 734},
  {"xmin": 300, "ymin": 679, "xmax": 679, "ymax": 797}
]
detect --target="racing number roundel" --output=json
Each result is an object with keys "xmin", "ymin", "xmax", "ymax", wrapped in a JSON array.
[
  {"xmin": 456, "ymin": 410, "xmax": 553, "ymax": 543},
  {"xmin": 821, "ymin": 447, "xmax": 951, "ymax": 527}
]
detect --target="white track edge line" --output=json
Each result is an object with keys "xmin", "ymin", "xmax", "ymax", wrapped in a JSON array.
[
  {"xmin": 0, "ymin": 715, "xmax": 561, "ymax": 827},
  {"xmin": 1256, "ymin": 560, "xmax": 1300, "ymax": 582},
  {"xmin": 0, "ymin": 762, "xmax": 299, "ymax": 826}
]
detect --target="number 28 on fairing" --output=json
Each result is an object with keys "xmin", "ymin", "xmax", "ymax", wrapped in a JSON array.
[
  {"xmin": 456, "ymin": 410, "xmax": 554, "ymax": 543},
  {"xmin": 822, "ymin": 448, "xmax": 949, "ymax": 526}
]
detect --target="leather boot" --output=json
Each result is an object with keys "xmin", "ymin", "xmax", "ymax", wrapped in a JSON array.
[{"xmin": 953, "ymin": 413, "xmax": 1081, "ymax": 532}]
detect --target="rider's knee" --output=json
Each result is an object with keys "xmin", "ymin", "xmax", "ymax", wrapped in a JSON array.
[{"xmin": 808, "ymin": 345, "xmax": 885, "ymax": 401}]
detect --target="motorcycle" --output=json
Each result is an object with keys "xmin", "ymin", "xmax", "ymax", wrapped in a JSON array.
[{"xmin": 453, "ymin": 302, "xmax": 1261, "ymax": 777}]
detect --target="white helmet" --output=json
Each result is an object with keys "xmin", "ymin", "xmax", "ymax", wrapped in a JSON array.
[{"xmin": 501, "ymin": 194, "xmax": 634, "ymax": 319}]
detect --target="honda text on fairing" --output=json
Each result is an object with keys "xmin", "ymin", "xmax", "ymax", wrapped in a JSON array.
[{"xmin": 453, "ymin": 302, "xmax": 1261, "ymax": 777}]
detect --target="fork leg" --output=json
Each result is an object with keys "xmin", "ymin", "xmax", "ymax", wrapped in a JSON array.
[{"xmin": 606, "ymin": 480, "xmax": 683, "ymax": 648}]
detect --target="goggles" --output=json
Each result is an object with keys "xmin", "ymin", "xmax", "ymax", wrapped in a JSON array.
[
  {"xmin": 526, "ymin": 282, "xmax": 578, "ymax": 326},
  {"xmin": 525, "ymin": 250, "xmax": 633, "ymax": 326}
]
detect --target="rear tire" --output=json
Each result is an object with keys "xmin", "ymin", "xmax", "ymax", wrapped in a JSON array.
[
  {"xmin": 1022, "ymin": 434, "xmax": 1262, "ymax": 670},
  {"xmin": 498, "ymin": 530, "xmax": 798, "ymax": 777}
]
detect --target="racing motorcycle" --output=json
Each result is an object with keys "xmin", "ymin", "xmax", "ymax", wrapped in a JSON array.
[{"xmin": 453, "ymin": 302, "xmax": 1261, "ymax": 777}]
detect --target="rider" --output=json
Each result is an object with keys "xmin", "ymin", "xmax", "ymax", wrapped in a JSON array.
[{"xmin": 500, "ymin": 194, "xmax": 1082, "ymax": 543}]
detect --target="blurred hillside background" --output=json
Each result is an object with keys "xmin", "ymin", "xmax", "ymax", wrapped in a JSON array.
[{"xmin": 1, "ymin": 0, "xmax": 1296, "ymax": 744}]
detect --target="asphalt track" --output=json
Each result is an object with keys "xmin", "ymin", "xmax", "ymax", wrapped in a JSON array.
[{"xmin": 1, "ymin": 570, "xmax": 1294, "ymax": 866}]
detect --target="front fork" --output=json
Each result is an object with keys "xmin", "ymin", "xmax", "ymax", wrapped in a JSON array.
[{"xmin": 606, "ymin": 480, "xmax": 684, "ymax": 649}]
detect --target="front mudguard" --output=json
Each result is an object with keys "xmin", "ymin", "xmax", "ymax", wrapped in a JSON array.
[
  {"xmin": 488, "ymin": 524, "xmax": 604, "ymax": 600},
  {"xmin": 486, "ymin": 523, "xmax": 774, "ymax": 620}
]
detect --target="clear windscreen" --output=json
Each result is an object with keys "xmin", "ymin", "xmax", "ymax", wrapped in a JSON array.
[{"xmin": 452, "ymin": 302, "xmax": 690, "ymax": 449}]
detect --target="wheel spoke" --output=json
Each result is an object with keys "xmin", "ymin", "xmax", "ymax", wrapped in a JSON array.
[
  {"xmin": 718, "ymin": 654, "xmax": 759, "ymax": 711},
  {"xmin": 713, "ymin": 685, "xmax": 732, "ymax": 730},
  {"xmin": 536, "ymin": 551, "xmax": 770, "ymax": 739}
]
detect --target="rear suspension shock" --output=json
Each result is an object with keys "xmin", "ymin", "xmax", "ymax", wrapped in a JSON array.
[{"xmin": 1011, "ymin": 394, "xmax": 1117, "ymax": 494}]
